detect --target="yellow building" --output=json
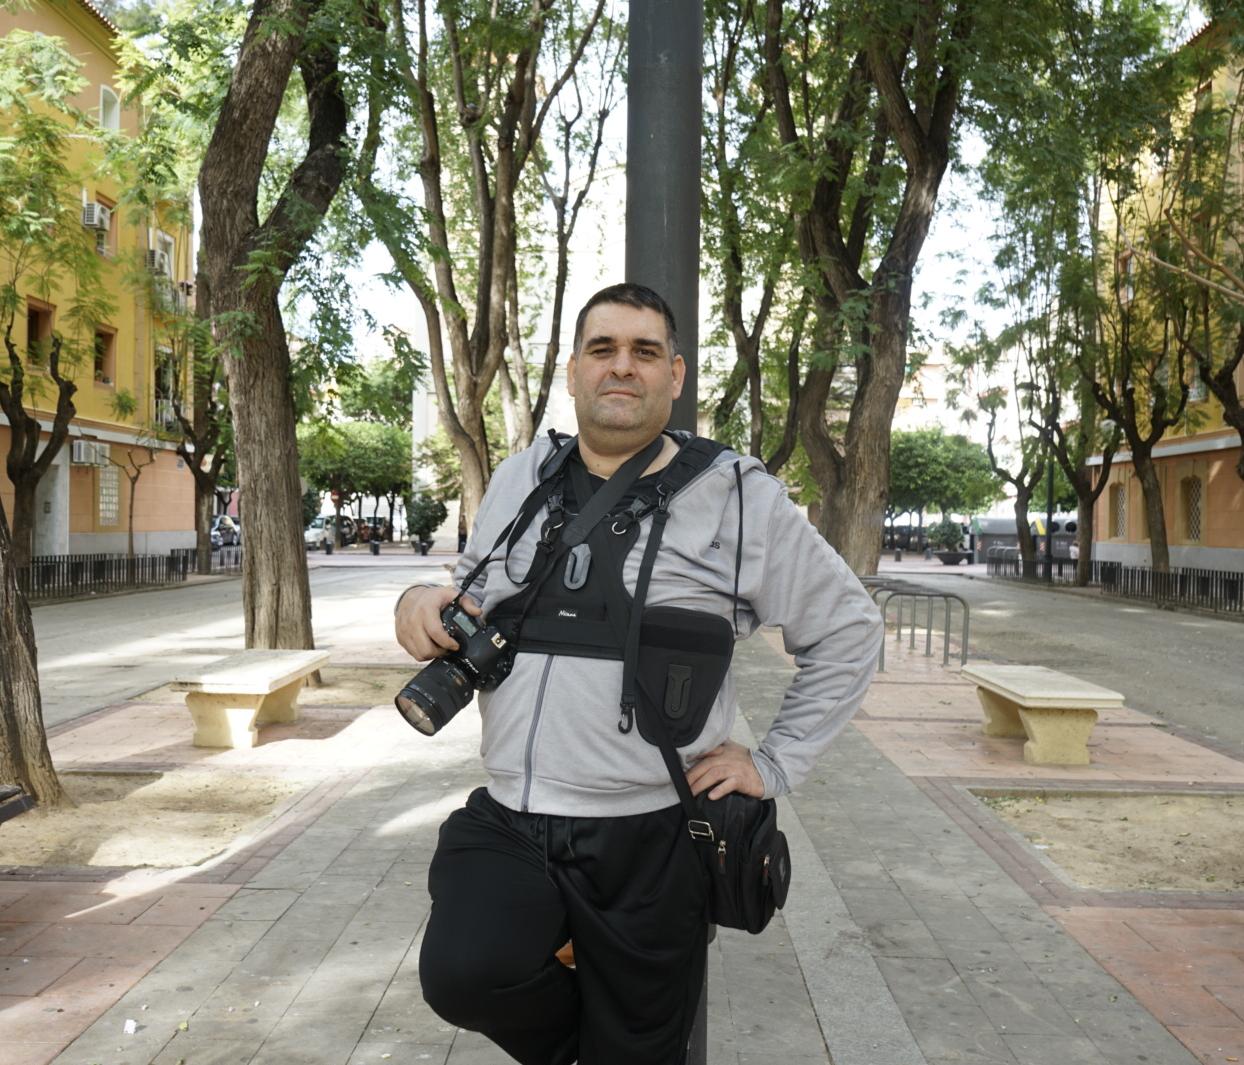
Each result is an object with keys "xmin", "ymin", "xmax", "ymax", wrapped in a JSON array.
[
  {"xmin": 1090, "ymin": 22, "xmax": 1244, "ymax": 572},
  {"xmin": 0, "ymin": 0, "xmax": 196, "ymax": 556}
]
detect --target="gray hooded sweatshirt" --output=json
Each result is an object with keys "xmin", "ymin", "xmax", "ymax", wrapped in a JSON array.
[{"xmin": 451, "ymin": 435, "xmax": 883, "ymax": 818}]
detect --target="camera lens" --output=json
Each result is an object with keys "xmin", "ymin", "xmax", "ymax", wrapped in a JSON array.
[{"xmin": 394, "ymin": 658, "xmax": 475, "ymax": 736}]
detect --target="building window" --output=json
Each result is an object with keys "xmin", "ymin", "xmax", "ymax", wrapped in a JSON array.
[
  {"xmin": 1110, "ymin": 483, "xmax": 1127, "ymax": 539},
  {"xmin": 99, "ymin": 85, "xmax": 120, "ymax": 131},
  {"xmin": 93, "ymin": 328, "xmax": 116, "ymax": 386},
  {"xmin": 98, "ymin": 464, "xmax": 120, "ymax": 526},
  {"xmin": 154, "ymin": 346, "xmax": 180, "ymax": 429},
  {"xmin": 1181, "ymin": 476, "xmax": 1203, "ymax": 543},
  {"xmin": 25, "ymin": 299, "xmax": 53, "ymax": 366},
  {"xmin": 1188, "ymin": 371, "xmax": 1207, "ymax": 403}
]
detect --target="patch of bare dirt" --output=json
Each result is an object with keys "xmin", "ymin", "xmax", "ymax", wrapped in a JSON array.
[
  {"xmin": 0, "ymin": 770, "xmax": 311, "ymax": 869},
  {"xmin": 981, "ymin": 792, "xmax": 1244, "ymax": 891}
]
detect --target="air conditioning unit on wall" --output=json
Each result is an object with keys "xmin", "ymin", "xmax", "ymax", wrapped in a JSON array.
[
  {"xmin": 81, "ymin": 203, "xmax": 111, "ymax": 231},
  {"xmin": 145, "ymin": 249, "xmax": 171, "ymax": 276},
  {"xmin": 70, "ymin": 441, "xmax": 111, "ymax": 466}
]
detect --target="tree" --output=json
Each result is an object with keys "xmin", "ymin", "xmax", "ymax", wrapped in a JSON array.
[
  {"xmin": 356, "ymin": 0, "xmax": 609, "ymax": 529},
  {"xmin": 759, "ymin": 0, "xmax": 985, "ymax": 574},
  {"xmin": 298, "ymin": 420, "xmax": 411, "ymax": 543},
  {"xmin": 958, "ymin": 0, "xmax": 1179, "ymax": 579},
  {"xmin": 298, "ymin": 421, "xmax": 352, "ymax": 547},
  {"xmin": 888, "ymin": 427, "xmax": 1001, "ymax": 532},
  {"xmin": 0, "ymin": 31, "xmax": 114, "ymax": 568},
  {"xmin": 107, "ymin": 441, "xmax": 158, "ymax": 559},
  {"xmin": 338, "ymin": 348, "xmax": 424, "ymax": 426},
  {"xmin": 0, "ymin": 498, "xmax": 66, "ymax": 807},
  {"xmin": 1147, "ymin": 28, "xmax": 1244, "ymax": 485},
  {"xmin": 703, "ymin": 0, "xmax": 803, "ymax": 475},
  {"xmin": 197, "ymin": 0, "xmax": 350, "ymax": 648},
  {"xmin": 114, "ymin": 0, "xmax": 249, "ymax": 575}
]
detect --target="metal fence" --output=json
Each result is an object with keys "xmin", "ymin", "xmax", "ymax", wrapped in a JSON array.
[
  {"xmin": 17, "ymin": 551, "xmax": 192, "ymax": 601},
  {"xmin": 986, "ymin": 546, "xmax": 1244, "ymax": 614},
  {"xmin": 17, "ymin": 546, "xmax": 244, "ymax": 601},
  {"xmin": 171, "ymin": 545, "xmax": 244, "ymax": 575}
]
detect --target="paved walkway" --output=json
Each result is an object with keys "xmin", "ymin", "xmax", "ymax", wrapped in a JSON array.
[{"xmin": 3, "ymin": 579, "xmax": 1243, "ymax": 1064}]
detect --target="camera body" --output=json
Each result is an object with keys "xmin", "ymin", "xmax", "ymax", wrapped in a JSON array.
[{"xmin": 395, "ymin": 598, "xmax": 514, "ymax": 736}]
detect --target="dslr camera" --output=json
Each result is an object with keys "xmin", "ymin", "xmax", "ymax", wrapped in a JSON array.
[{"xmin": 394, "ymin": 596, "xmax": 514, "ymax": 736}]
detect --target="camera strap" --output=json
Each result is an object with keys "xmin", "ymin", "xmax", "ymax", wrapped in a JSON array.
[{"xmin": 459, "ymin": 433, "xmax": 665, "ymax": 601}]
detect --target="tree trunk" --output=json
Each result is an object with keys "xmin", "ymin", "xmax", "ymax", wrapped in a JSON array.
[
  {"xmin": 196, "ymin": 0, "xmax": 346, "ymax": 649},
  {"xmin": 9, "ymin": 477, "xmax": 37, "ymax": 568},
  {"xmin": 0, "ymin": 500, "xmax": 66, "ymax": 806},
  {"xmin": 816, "ymin": 293, "xmax": 910, "ymax": 576},
  {"xmin": 1014, "ymin": 488, "xmax": 1037, "ymax": 578},
  {"xmin": 220, "ymin": 294, "xmax": 316, "ymax": 648},
  {"xmin": 1132, "ymin": 449, "xmax": 1170, "ymax": 572},
  {"xmin": 195, "ymin": 483, "xmax": 214, "ymax": 575},
  {"xmin": 1075, "ymin": 495, "xmax": 1094, "ymax": 587}
]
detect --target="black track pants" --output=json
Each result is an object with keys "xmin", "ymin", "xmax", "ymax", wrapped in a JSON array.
[{"xmin": 420, "ymin": 787, "xmax": 709, "ymax": 1065}]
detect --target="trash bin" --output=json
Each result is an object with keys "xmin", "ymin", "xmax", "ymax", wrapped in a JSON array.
[
  {"xmin": 324, "ymin": 541, "xmax": 333, "ymax": 555},
  {"xmin": 370, "ymin": 540, "xmax": 380, "ymax": 556}
]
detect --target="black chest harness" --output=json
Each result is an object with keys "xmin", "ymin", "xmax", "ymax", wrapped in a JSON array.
[{"xmin": 459, "ymin": 429, "xmax": 739, "ymax": 735}]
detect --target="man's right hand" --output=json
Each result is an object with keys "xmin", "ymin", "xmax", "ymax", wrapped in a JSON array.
[{"xmin": 394, "ymin": 585, "xmax": 484, "ymax": 661}]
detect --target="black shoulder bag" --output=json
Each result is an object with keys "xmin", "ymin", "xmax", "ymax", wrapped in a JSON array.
[{"xmin": 619, "ymin": 469, "xmax": 792, "ymax": 935}]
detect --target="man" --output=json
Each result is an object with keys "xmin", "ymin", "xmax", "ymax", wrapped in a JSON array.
[{"xmin": 395, "ymin": 284, "xmax": 881, "ymax": 1065}]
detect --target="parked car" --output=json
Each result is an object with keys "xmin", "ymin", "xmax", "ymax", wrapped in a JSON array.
[
  {"xmin": 304, "ymin": 514, "xmax": 356, "ymax": 549},
  {"xmin": 212, "ymin": 514, "xmax": 240, "ymax": 547}
]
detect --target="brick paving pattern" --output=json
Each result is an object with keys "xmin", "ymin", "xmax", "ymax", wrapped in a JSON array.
[{"xmin": 0, "ymin": 606, "xmax": 1238, "ymax": 1063}]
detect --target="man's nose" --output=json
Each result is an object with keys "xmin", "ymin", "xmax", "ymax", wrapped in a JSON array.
[{"xmin": 609, "ymin": 347, "xmax": 639, "ymax": 375}]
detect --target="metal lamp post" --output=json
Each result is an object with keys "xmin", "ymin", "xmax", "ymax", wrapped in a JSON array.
[{"xmin": 626, "ymin": 0, "xmax": 703, "ymax": 433}]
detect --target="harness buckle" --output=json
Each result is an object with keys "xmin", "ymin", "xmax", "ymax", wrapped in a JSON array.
[{"xmin": 688, "ymin": 820, "xmax": 715, "ymax": 842}]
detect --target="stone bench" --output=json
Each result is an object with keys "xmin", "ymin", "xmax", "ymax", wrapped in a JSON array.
[
  {"xmin": 961, "ymin": 663, "xmax": 1125, "ymax": 766},
  {"xmin": 172, "ymin": 650, "xmax": 330, "ymax": 749}
]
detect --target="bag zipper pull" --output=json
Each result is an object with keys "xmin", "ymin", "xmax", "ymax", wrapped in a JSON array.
[
  {"xmin": 762, "ymin": 854, "xmax": 770, "ymax": 885},
  {"xmin": 717, "ymin": 839, "xmax": 727, "ymax": 872}
]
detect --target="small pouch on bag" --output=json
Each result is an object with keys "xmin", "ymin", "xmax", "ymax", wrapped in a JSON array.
[
  {"xmin": 695, "ymin": 791, "xmax": 792, "ymax": 934},
  {"xmin": 634, "ymin": 606, "xmax": 734, "ymax": 748}
]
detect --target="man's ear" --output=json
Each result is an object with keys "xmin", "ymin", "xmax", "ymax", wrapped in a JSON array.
[
  {"xmin": 670, "ymin": 354, "xmax": 686, "ymax": 401},
  {"xmin": 567, "ymin": 354, "xmax": 578, "ymax": 397}
]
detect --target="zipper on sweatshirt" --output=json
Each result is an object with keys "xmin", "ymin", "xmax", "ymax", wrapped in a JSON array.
[{"xmin": 520, "ymin": 656, "xmax": 555, "ymax": 812}]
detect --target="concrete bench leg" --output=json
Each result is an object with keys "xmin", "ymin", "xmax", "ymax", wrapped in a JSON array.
[
  {"xmin": 186, "ymin": 693, "xmax": 263, "ymax": 748},
  {"xmin": 255, "ymin": 677, "xmax": 306, "ymax": 725},
  {"xmin": 976, "ymin": 689, "xmax": 1026, "ymax": 738},
  {"xmin": 1018, "ymin": 707, "xmax": 1098, "ymax": 766}
]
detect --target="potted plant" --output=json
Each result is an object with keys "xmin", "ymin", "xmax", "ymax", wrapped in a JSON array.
[
  {"xmin": 928, "ymin": 517, "xmax": 971, "ymax": 565},
  {"xmin": 406, "ymin": 493, "xmax": 448, "ymax": 555}
]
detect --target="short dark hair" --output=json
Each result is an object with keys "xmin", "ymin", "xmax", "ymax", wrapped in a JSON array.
[{"xmin": 572, "ymin": 283, "xmax": 679, "ymax": 357}]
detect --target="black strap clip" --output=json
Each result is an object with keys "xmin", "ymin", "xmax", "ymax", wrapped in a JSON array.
[
  {"xmin": 618, "ymin": 698, "xmax": 635, "ymax": 734},
  {"xmin": 537, "ymin": 493, "xmax": 566, "ymax": 547}
]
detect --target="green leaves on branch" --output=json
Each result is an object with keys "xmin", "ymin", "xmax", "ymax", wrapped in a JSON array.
[
  {"xmin": 888, "ymin": 427, "xmax": 1003, "ymax": 519},
  {"xmin": 297, "ymin": 419, "xmax": 412, "ymax": 504}
]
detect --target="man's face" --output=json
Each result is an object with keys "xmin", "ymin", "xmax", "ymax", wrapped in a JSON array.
[{"xmin": 567, "ymin": 303, "xmax": 685, "ymax": 447}]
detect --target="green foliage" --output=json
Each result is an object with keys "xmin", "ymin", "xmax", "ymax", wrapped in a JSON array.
[
  {"xmin": 888, "ymin": 428, "xmax": 1003, "ymax": 518},
  {"xmin": 338, "ymin": 347, "xmax": 427, "ymax": 425},
  {"xmin": 0, "ymin": 31, "xmax": 115, "ymax": 389},
  {"xmin": 405, "ymin": 493, "xmax": 448, "ymax": 542},
  {"xmin": 297, "ymin": 419, "xmax": 412, "ymax": 503},
  {"xmin": 928, "ymin": 517, "xmax": 965, "ymax": 551},
  {"xmin": 301, "ymin": 487, "xmax": 321, "ymax": 526}
]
